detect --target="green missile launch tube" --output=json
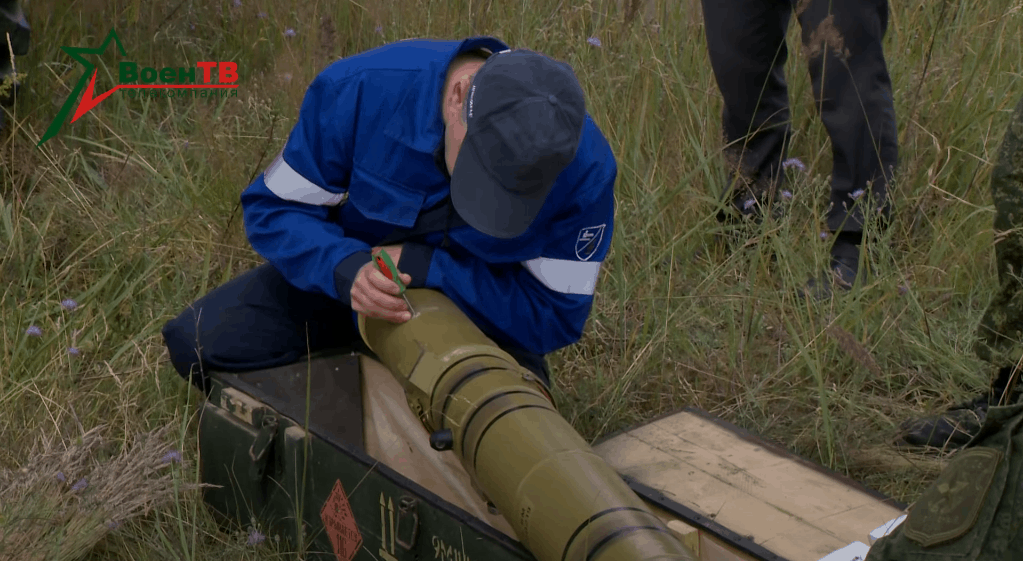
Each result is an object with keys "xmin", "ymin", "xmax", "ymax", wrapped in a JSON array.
[{"xmin": 358, "ymin": 289, "xmax": 697, "ymax": 561}]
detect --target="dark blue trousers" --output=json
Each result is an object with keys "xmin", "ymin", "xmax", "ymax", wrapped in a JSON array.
[
  {"xmin": 162, "ymin": 263, "xmax": 551, "ymax": 394},
  {"xmin": 702, "ymin": 0, "xmax": 898, "ymax": 232}
]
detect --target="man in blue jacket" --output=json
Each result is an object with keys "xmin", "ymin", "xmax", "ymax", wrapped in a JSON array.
[{"xmin": 162, "ymin": 37, "xmax": 618, "ymax": 393}]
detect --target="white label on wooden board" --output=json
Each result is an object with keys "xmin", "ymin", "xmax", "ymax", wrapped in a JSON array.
[
  {"xmin": 868, "ymin": 515, "xmax": 907, "ymax": 544},
  {"xmin": 817, "ymin": 541, "xmax": 870, "ymax": 561}
]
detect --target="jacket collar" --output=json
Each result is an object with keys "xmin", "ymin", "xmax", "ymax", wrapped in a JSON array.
[{"xmin": 383, "ymin": 36, "xmax": 509, "ymax": 155}]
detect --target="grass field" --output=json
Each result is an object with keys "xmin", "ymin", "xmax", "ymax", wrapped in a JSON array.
[{"xmin": 2, "ymin": 0, "xmax": 1022, "ymax": 558}]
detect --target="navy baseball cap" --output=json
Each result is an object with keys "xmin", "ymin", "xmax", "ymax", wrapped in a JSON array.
[{"xmin": 450, "ymin": 49, "xmax": 586, "ymax": 239}]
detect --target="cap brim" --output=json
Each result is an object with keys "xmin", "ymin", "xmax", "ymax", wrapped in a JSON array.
[{"xmin": 449, "ymin": 141, "xmax": 549, "ymax": 240}]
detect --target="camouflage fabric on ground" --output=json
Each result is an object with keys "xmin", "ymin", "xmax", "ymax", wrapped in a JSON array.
[
  {"xmin": 976, "ymin": 95, "xmax": 1023, "ymax": 374},
  {"xmin": 867, "ymin": 402, "xmax": 1023, "ymax": 560}
]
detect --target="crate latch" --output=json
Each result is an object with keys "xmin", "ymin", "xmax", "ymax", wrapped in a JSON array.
[
  {"xmin": 248, "ymin": 408, "xmax": 278, "ymax": 481},
  {"xmin": 395, "ymin": 495, "xmax": 420, "ymax": 550}
]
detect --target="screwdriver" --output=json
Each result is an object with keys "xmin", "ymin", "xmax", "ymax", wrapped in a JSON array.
[{"xmin": 372, "ymin": 248, "xmax": 415, "ymax": 316}]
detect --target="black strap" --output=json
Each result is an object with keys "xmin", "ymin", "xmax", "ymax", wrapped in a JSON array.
[{"xmin": 377, "ymin": 196, "xmax": 467, "ymax": 246}]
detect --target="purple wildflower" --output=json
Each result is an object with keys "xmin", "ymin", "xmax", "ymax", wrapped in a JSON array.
[
  {"xmin": 26, "ymin": 325, "xmax": 42, "ymax": 337},
  {"xmin": 850, "ymin": 189, "xmax": 865, "ymax": 200},
  {"xmin": 587, "ymin": 37, "xmax": 602, "ymax": 47},
  {"xmin": 284, "ymin": 28, "xmax": 296, "ymax": 38},
  {"xmin": 819, "ymin": 231, "xmax": 829, "ymax": 240},
  {"xmin": 375, "ymin": 25, "xmax": 383, "ymax": 36},
  {"xmin": 183, "ymin": 140, "xmax": 190, "ymax": 149},
  {"xmin": 232, "ymin": 0, "xmax": 241, "ymax": 7},
  {"xmin": 161, "ymin": 450, "xmax": 182, "ymax": 464},
  {"xmin": 742, "ymin": 198, "xmax": 756, "ymax": 211},
  {"xmin": 71, "ymin": 477, "xmax": 88, "ymax": 492},
  {"xmin": 898, "ymin": 284, "xmax": 909, "ymax": 296},
  {"xmin": 782, "ymin": 158, "xmax": 806, "ymax": 172},
  {"xmin": 257, "ymin": 11, "xmax": 267, "ymax": 19},
  {"xmin": 781, "ymin": 190, "xmax": 793, "ymax": 200},
  {"xmin": 107, "ymin": 520, "xmax": 121, "ymax": 530},
  {"xmin": 61, "ymin": 299, "xmax": 78, "ymax": 311},
  {"xmin": 248, "ymin": 529, "xmax": 266, "ymax": 546},
  {"xmin": 68, "ymin": 347, "xmax": 81, "ymax": 356},
  {"xmin": 190, "ymin": 23, "xmax": 196, "ymax": 31},
  {"xmin": 56, "ymin": 471, "xmax": 66, "ymax": 482}
]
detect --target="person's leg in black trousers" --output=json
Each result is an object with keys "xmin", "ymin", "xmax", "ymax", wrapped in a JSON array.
[
  {"xmin": 702, "ymin": 0, "xmax": 794, "ymax": 222},
  {"xmin": 161, "ymin": 263, "xmax": 365, "ymax": 394},
  {"xmin": 162, "ymin": 263, "xmax": 552, "ymax": 394},
  {"xmin": 701, "ymin": 0, "xmax": 898, "ymax": 295},
  {"xmin": 797, "ymin": 0, "xmax": 898, "ymax": 293}
]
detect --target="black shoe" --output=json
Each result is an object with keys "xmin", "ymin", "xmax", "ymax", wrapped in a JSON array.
[
  {"xmin": 895, "ymin": 394, "xmax": 989, "ymax": 450},
  {"xmin": 896, "ymin": 367, "xmax": 1023, "ymax": 451},
  {"xmin": 714, "ymin": 190, "xmax": 789, "ymax": 258},
  {"xmin": 799, "ymin": 234, "xmax": 860, "ymax": 300}
]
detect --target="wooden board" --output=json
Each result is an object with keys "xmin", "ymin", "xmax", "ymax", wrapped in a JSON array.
[
  {"xmin": 593, "ymin": 408, "xmax": 906, "ymax": 561},
  {"xmin": 359, "ymin": 355, "xmax": 519, "ymax": 539},
  {"xmin": 664, "ymin": 518, "xmax": 763, "ymax": 561}
]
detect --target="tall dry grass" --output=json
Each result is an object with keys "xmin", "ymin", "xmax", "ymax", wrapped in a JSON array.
[{"xmin": 1, "ymin": 0, "xmax": 1021, "ymax": 558}]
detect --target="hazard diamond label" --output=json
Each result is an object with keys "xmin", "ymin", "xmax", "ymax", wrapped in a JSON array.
[{"xmin": 321, "ymin": 479, "xmax": 363, "ymax": 561}]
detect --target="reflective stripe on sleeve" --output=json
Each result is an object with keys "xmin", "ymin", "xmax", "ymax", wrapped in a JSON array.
[
  {"xmin": 264, "ymin": 153, "xmax": 347, "ymax": 206},
  {"xmin": 522, "ymin": 258, "xmax": 602, "ymax": 295}
]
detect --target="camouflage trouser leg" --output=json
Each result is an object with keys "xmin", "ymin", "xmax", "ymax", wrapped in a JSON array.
[
  {"xmin": 974, "ymin": 96, "xmax": 1023, "ymax": 380},
  {"xmin": 865, "ymin": 96, "xmax": 1023, "ymax": 561}
]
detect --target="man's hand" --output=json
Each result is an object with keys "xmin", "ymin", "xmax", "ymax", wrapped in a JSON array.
[{"xmin": 351, "ymin": 245, "xmax": 412, "ymax": 323}]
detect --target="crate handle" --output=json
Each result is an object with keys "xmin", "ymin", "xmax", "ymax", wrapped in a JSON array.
[
  {"xmin": 248, "ymin": 410, "xmax": 278, "ymax": 481},
  {"xmin": 396, "ymin": 496, "xmax": 419, "ymax": 550}
]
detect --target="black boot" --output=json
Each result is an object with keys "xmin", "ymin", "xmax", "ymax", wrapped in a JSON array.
[
  {"xmin": 800, "ymin": 232, "xmax": 861, "ymax": 300},
  {"xmin": 895, "ymin": 394, "xmax": 989, "ymax": 450},
  {"xmin": 712, "ymin": 172, "xmax": 791, "ymax": 264},
  {"xmin": 896, "ymin": 367, "xmax": 1022, "ymax": 450}
]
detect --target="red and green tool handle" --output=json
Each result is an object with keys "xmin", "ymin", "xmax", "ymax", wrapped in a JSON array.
[{"xmin": 373, "ymin": 248, "xmax": 414, "ymax": 314}]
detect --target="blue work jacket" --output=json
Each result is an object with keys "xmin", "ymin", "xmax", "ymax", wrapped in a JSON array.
[{"xmin": 241, "ymin": 36, "xmax": 618, "ymax": 356}]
